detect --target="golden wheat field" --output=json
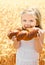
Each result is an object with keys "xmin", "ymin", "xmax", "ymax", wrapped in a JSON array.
[{"xmin": 0, "ymin": 0, "xmax": 45, "ymax": 65}]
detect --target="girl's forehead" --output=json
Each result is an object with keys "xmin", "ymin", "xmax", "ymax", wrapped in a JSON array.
[{"xmin": 21, "ymin": 13, "xmax": 37, "ymax": 19}]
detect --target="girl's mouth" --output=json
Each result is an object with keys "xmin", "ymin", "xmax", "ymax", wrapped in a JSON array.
[{"xmin": 24, "ymin": 25, "xmax": 33, "ymax": 28}]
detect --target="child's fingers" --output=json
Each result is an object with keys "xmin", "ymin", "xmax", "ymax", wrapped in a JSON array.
[
  {"xmin": 37, "ymin": 31, "xmax": 41, "ymax": 37},
  {"xmin": 12, "ymin": 36, "xmax": 17, "ymax": 41},
  {"xmin": 37, "ymin": 29, "xmax": 43, "ymax": 37}
]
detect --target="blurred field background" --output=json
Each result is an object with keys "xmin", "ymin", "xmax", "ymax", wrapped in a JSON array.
[{"xmin": 0, "ymin": 0, "xmax": 45, "ymax": 65}]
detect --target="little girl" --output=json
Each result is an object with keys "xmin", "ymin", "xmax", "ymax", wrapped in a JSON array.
[{"xmin": 12, "ymin": 8, "xmax": 44, "ymax": 65}]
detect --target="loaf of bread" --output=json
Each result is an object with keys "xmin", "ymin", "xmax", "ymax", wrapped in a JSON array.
[
  {"xmin": 8, "ymin": 28, "xmax": 38, "ymax": 41},
  {"xmin": 23, "ymin": 28, "xmax": 38, "ymax": 40},
  {"xmin": 8, "ymin": 30, "xmax": 19, "ymax": 39}
]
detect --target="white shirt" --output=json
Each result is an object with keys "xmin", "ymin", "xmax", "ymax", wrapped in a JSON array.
[{"xmin": 16, "ymin": 39, "xmax": 39, "ymax": 65}]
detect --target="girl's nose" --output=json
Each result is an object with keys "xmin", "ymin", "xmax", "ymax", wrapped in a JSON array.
[
  {"xmin": 24, "ymin": 24, "xmax": 30, "ymax": 27},
  {"xmin": 26, "ymin": 22, "xmax": 32, "ymax": 28}
]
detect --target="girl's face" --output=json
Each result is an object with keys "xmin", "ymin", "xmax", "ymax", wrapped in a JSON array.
[{"xmin": 21, "ymin": 13, "xmax": 37, "ymax": 29}]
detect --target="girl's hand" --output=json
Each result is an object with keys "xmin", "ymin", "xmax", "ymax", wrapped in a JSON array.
[
  {"xmin": 34, "ymin": 28, "xmax": 44, "ymax": 53},
  {"xmin": 33, "ymin": 27, "xmax": 44, "ymax": 39},
  {"xmin": 36, "ymin": 28, "xmax": 44, "ymax": 44},
  {"xmin": 12, "ymin": 36, "xmax": 21, "ymax": 49},
  {"xmin": 12, "ymin": 36, "xmax": 17, "ymax": 41}
]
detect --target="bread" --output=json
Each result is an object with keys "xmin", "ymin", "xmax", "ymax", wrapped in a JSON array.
[
  {"xmin": 8, "ymin": 30, "xmax": 19, "ymax": 39},
  {"xmin": 17, "ymin": 30, "xmax": 28, "ymax": 41},
  {"xmin": 23, "ymin": 28, "xmax": 38, "ymax": 40},
  {"xmin": 8, "ymin": 28, "xmax": 38, "ymax": 41}
]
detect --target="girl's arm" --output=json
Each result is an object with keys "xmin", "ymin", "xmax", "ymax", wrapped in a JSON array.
[
  {"xmin": 34, "ymin": 29, "xmax": 44, "ymax": 54},
  {"xmin": 12, "ymin": 36, "xmax": 21, "ymax": 49}
]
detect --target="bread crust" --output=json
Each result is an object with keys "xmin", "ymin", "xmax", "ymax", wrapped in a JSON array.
[{"xmin": 8, "ymin": 28, "xmax": 38, "ymax": 41}]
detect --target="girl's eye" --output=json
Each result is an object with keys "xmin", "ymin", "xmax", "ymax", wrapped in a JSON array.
[
  {"xmin": 23, "ymin": 20, "xmax": 26, "ymax": 22},
  {"xmin": 29, "ymin": 20, "xmax": 33, "ymax": 22}
]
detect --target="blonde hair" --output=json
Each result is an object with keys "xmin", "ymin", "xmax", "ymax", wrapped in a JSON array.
[{"xmin": 21, "ymin": 8, "xmax": 42, "ymax": 29}]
